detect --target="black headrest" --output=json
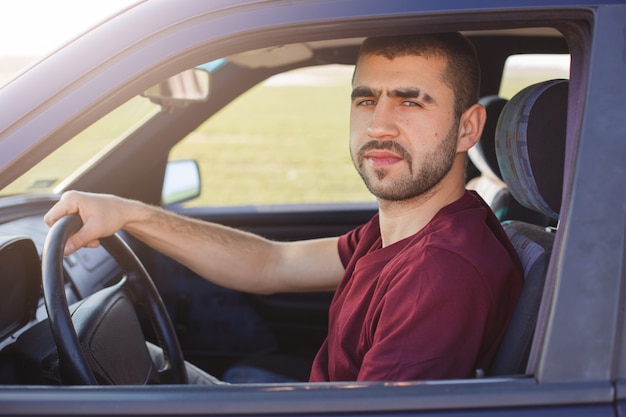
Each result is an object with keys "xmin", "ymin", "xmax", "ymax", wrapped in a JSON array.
[
  {"xmin": 495, "ymin": 79, "xmax": 568, "ymax": 220},
  {"xmin": 468, "ymin": 95, "xmax": 508, "ymax": 182}
]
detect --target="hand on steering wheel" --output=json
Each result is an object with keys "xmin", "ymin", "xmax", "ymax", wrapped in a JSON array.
[{"xmin": 42, "ymin": 214, "xmax": 188, "ymax": 385}]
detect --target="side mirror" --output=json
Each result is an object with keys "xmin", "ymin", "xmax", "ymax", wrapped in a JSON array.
[
  {"xmin": 143, "ymin": 68, "xmax": 210, "ymax": 109},
  {"xmin": 162, "ymin": 160, "xmax": 201, "ymax": 206}
]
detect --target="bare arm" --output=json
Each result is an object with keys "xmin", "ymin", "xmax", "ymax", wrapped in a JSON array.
[{"xmin": 44, "ymin": 191, "xmax": 345, "ymax": 294}]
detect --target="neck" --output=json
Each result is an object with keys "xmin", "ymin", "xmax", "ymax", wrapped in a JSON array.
[{"xmin": 377, "ymin": 158, "xmax": 467, "ymax": 247}]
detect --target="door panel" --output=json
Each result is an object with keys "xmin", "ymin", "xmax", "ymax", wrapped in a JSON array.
[{"xmin": 142, "ymin": 203, "xmax": 376, "ymax": 377}]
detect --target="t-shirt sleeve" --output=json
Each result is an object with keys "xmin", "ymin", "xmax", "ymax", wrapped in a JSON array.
[
  {"xmin": 338, "ymin": 231, "xmax": 358, "ymax": 269},
  {"xmin": 337, "ymin": 216, "xmax": 377, "ymax": 269},
  {"xmin": 357, "ymin": 247, "xmax": 495, "ymax": 381}
]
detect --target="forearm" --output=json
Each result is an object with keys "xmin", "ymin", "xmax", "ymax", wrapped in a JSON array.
[{"xmin": 121, "ymin": 201, "xmax": 285, "ymax": 294}]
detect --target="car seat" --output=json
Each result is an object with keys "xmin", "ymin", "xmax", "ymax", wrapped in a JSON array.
[
  {"xmin": 468, "ymin": 95, "xmax": 554, "ymax": 226},
  {"xmin": 488, "ymin": 79, "xmax": 568, "ymax": 376}
]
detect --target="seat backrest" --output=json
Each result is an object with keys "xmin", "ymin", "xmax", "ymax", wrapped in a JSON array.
[{"xmin": 488, "ymin": 79, "xmax": 568, "ymax": 376}]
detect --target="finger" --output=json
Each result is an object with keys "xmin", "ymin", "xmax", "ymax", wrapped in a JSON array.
[
  {"xmin": 43, "ymin": 203, "xmax": 68, "ymax": 226},
  {"xmin": 64, "ymin": 238, "xmax": 100, "ymax": 256},
  {"xmin": 85, "ymin": 240, "xmax": 101, "ymax": 249},
  {"xmin": 44, "ymin": 192, "xmax": 80, "ymax": 226},
  {"xmin": 63, "ymin": 215, "xmax": 110, "ymax": 255}
]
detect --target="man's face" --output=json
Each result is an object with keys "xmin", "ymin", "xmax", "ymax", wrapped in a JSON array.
[{"xmin": 350, "ymin": 54, "xmax": 461, "ymax": 202}]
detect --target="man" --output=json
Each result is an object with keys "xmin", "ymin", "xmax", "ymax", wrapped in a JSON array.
[{"xmin": 44, "ymin": 32, "xmax": 524, "ymax": 382}]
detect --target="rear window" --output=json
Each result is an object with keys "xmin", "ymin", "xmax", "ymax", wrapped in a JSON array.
[{"xmin": 499, "ymin": 54, "xmax": 570, "ymax": 99}]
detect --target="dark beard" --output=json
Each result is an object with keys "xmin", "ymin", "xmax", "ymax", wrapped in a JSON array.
[{"xmin": 353, "ymin": 124, "xmax": 459, "ymax": 202}]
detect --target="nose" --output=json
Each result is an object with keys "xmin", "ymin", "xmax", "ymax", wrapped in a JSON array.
[{"xmin": 366, "ymin": 99, "xmax": 399, "ymax": 139}]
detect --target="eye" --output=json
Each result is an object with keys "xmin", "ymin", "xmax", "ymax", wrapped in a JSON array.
[
  {"xmin": 401, "ymin": 100, "xmax": 422, "ymax": 107},
  {"xmin": 356, "ymin": 99, "xmax": 375, "ymax": 107}
]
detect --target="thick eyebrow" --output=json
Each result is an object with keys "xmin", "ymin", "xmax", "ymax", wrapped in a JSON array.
[
  {"xmin": 390, "ymin": 88, "xmax": 436, "ymax": 105},
  {"xmin": 351, "ymin": 86, "xmax": 377, "ymax": 101},
  {"xmin": 351, "ymin": 86, "xmax": 436, "ymax": 105}
]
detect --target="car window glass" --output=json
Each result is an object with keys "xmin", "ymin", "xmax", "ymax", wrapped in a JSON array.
[
  {"xmin": 0, "ymin": 97, "xmax": 159, "ymax": 196},
  {"xmin": 169, "ymin": 64, "xmax": 375, "ymax": 207},
  {"xmin": 499, "ymin": 54, "xmax": 570, "ymax": 99}
]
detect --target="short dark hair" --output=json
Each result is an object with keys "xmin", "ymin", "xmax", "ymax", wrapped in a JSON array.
[{"xmin": 356, "ymin": 33, "xmax": 480, "ymax": 119}]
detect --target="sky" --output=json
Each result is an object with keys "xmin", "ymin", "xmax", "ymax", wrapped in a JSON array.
[{"xmin": 0, "ymin": 0, "xmax": 136, "ymax": 57}]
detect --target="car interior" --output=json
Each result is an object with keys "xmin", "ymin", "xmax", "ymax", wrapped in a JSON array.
[{"xmin": 0, "ymin": 25, "xmax": 572, "ymax": 386}]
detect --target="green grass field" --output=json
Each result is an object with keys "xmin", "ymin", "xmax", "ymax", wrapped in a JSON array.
[{"xmin": 169, "ymin": 74, "xmax": 374, "ymax": 206}]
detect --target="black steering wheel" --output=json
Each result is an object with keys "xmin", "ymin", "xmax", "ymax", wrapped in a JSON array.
[{"xmin": 41, "ymin": 214, "xmax": 188, "ymax": 385}]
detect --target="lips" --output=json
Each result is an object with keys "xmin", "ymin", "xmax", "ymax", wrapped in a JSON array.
[
  {"xmin": 363, "ymin": 150, "xmax": 403, "ymax": 168},
  {"xmin": 357, "ymin": 140, "xmax": 411, "ymax": 169}
]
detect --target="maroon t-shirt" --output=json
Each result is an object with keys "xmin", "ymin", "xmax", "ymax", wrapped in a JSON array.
[{"xmin": 309, "ymin": 191, "xmax": 523, "ymax": 382}]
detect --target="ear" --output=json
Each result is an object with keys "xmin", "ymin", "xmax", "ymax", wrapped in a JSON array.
[{"xmin": 456, "ymin": 103, "xmax": 486, "ymax": 152}]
